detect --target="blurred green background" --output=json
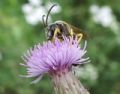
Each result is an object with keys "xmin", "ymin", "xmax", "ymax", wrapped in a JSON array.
[{"xmin": 0, "ymin": 0, "xmax": 120, "ymax": 94}]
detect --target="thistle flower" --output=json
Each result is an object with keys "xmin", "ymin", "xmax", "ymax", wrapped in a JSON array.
[{"xmin": 21, "ymin": 37, "xmax": 90, "ymax": 94}]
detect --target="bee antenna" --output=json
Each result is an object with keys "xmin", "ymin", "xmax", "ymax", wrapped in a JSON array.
[
  {"xmin": 46, "ymin": 4, "xmax": 57, "ymax": 26},
  {"xmin": 42, "ymin": 15, "xmax": 46, "ymax": 27}
]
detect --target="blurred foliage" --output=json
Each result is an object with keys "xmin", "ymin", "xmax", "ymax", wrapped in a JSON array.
[{"xmin": 0, "ymin": 0, "xmax": 120, "ymax": 94}]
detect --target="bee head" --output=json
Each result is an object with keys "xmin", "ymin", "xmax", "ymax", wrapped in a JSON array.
[{"xmin": 46, "ymin": 23, "xmax": 57, "ymax": 40}]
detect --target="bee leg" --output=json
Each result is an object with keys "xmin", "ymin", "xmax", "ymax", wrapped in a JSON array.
[
  {"xmin": 77, "ymin": 33, "xmax": 83, "ymax": 43},
  {"xmin": 70, "ymin": 29, "xmax": 74, "ymax": 39},
  {"xmin": 53, "ymin": 28, "xmax": 60, "ymax": 39}
]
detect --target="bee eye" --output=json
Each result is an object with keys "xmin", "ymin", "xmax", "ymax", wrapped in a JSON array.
[{"xmin": 51, "ymin": 26, "xmax": 55, "ymax": 31}]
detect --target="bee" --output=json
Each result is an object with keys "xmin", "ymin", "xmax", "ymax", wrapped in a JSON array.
[
  {"xmin": 42, "ymin": 4, "xmax": 90, "ymax": 74},
  {"xmin": 42, "ymin": 4, "xmax": 88, "ymax": 42}
]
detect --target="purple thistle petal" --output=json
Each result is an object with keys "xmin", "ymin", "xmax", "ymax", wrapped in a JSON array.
[
  {"xmin": 21, "ymin": 37, "xmax": 90, "ymax": 83},
  {"xmin": 30, "ymin": 75, "xmax": 43, "ymax": 84}
]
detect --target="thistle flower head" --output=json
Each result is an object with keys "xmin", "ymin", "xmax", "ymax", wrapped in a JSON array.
[{"xmin": 21, "ymin": 37, "xmax": 89, "ymax": 84}]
